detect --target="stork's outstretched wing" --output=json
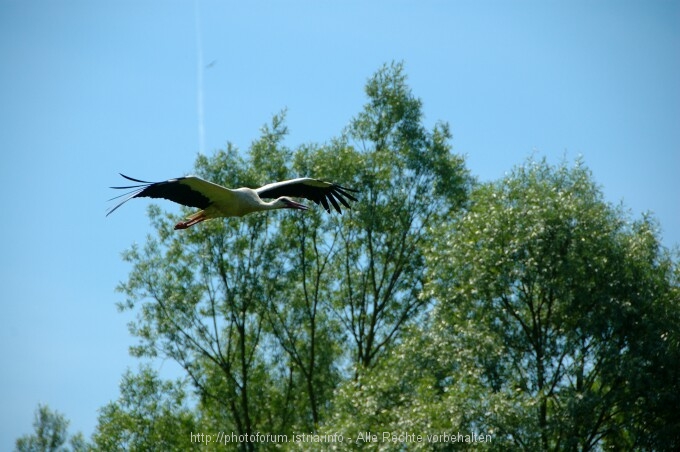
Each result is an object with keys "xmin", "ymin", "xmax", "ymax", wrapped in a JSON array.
[
  {"xmin": 106, "ymin": 174, "xmax": 227, "ymax": 216},
  {"xmin": 255, "ymin": 178, "xmax": 358, "ymax": 214}
]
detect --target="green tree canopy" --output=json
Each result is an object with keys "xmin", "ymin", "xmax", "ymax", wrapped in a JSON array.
[
  {"xmin": 334, "ymin": 62, "xmax": 470, "ymax": 373},
  {"xmin": 441, "ymin": 158, "xmax": 679, "ymax": 450},
  {"xmin": 323, "ymin": 158, "xmax": 680, "ymax": 451}
]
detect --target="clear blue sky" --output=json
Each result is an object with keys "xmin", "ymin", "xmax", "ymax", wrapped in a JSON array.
[{"xmin": 1, "ymin": 0, "xmax": 678, "ymax": 448}]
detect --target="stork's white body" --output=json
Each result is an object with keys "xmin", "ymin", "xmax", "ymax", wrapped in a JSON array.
[
  {"xmin": 208, "ymin": 188, "xmax": 263, "ymax": 217},
  {"xmin": 177, "ymin": 187, "xmax": 299, "ymax": 229}
]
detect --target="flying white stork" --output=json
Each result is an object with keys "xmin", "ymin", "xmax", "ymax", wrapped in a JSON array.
[{"xmin": 107, "ymin": 174, "xmax": 358, "ymax": 229}]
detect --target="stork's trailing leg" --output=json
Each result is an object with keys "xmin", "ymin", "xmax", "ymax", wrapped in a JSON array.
[{"xmin": 174, "ymin": 211, "xmax": 207, "ymax": 230}]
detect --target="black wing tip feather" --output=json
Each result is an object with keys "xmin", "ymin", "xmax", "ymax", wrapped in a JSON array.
[
  {"xmin": 332, "ymin": 185, "xmax": 358, "ymax": 203},
  {"xmin": 109, "ymin": 174, "xmax": 156, "ymax": 190},
  {"xmin": 119, "ymin": 173, "xmax": 152, "ymax": 183},
  {"xmin": 106, "ymin": 190, "xmax": 142, "ymax": 216},
  {"xmin": 106, "ymin": 174, "xmax": 148, "ymax": 216},
  {"xmin": 327, "ymin": 193, "xmax": 342, "ymax": 213},
  {"xmin": 321, "ymin": 185, "xmax": 359, "ymax": 214},
  {"xmin": 328, "ymin": 184, "xmax": 358, "ymax": 213},
  {"xmin": 333, "ymin": 183, "xmax": 359, "ymax": 192},
  {"xmin": 320, "ymin": 182, "xmax": 359, "ymax": 214}
]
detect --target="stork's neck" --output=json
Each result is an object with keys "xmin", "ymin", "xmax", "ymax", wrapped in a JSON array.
[
  {"xmin": 238, "ymin": 189, "xmax": 281, "ymax": 213},
  {"xmin": 261, "ymin": 198, "xmax": 287, "ymax": 210},
  {"xmin": 230, "ymin": 189, "xmax": 307, "ymax": 215}
]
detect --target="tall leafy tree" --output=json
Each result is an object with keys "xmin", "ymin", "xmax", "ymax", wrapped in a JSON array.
[
  {"xmin": 427, "ymin": 158, "xmax": 680, "ymax": 450},
  {"xmin": 329, "ymin": 61, "xmax": 469, "ymax": 373}
]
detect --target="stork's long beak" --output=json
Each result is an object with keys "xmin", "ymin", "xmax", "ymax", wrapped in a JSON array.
[{"xmin": 283, "ymin": 199, "xmax": 309, "ymax": 210}]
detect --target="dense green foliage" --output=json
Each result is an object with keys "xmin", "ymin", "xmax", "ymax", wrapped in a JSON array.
[
  {"xmin": 330, "ymin": 158, "xmax": 679, "ymax": 451},
  {"xmin": 18, "ymin": 63, "xmax": 679, "ymax": 451}
]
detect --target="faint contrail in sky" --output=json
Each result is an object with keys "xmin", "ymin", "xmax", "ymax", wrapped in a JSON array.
[{"xmin": 194, "ymin": 0, "xmax": 205, "ymax": 155}]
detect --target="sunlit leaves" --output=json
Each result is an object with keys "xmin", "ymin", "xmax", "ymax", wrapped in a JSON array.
[
  {"xmin": 426, "ymin": 157, "xmax": 680, "ymax": 450},
  {"xmin": 325, "ymin": 157, "xmax": 678, "ymax": 450}
]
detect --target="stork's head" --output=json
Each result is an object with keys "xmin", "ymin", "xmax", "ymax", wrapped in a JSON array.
[{"xmin": 275, "ymin": 197, "xmax": 309, "ymax": 211}]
